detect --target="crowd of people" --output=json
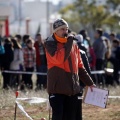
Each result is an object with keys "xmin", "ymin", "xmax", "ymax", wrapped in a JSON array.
[
  {"xmin": 75, "ymin": 29, "xmax": 120, "ymax": 86},
  {"xmin": 0, "ymin": 22, "xmax": 120, "ymax": 91},
  {"xmin": 0, "ymin": 33, "xmax": 47, "ymax": 90}
]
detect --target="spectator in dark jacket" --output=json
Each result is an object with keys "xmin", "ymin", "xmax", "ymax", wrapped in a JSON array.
[
  {"xmin": 109, "ymin": 39, "xmax": 120, "ymax": 85},
  {"xmin": 109, "ymin": 32, "xmax": 116, "ymax": 42},
  {"xmin": 93, "ymin": 28, "xmax": 107, "ymax": 85},
  {"xmin": 2, "ymin": 38, "xmax": 14, "ymax": 89},
  {"xmin": 0, "ymin": 35, "xmax": 4, "ymax": 70},
  {"xmin": 76, "ymin": 49, "xmax": 91, "ymax": 120}
]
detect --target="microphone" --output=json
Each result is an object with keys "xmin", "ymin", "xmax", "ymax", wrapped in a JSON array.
[
  {"xmin": 64, "ymin": 33, "xmax": 68, "ymax": 37},
  {"xmin": 64, "ymin": 33, "xmax": 78, "ymax": 41}
]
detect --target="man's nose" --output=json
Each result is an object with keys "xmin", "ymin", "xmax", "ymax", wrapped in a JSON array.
[{"xmin": 64, "ymin": 30, "xmax": 68, "ymax": 34}]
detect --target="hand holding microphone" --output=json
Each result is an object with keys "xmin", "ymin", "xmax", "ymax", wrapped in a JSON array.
[
  {"xmin": 64, "ymin": 33, "xmax": 78, "ymax": 41},
  {"xmin": 64, "ymin": 33, "xmax": 74, "ymax": 47}
]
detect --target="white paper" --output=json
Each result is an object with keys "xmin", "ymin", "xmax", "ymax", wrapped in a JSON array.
[{"xmin": 84, "ymin": 87, "xmax": 109, "ymax": 108}]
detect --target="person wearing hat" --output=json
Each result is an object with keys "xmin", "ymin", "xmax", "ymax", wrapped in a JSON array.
[
  {"xmin": 76, "ymin": 34, "xmax": 87, "ymax": 54},
  {"xmin": 45, "ymin": 19, "xmax": 95, "ymax": 120}
]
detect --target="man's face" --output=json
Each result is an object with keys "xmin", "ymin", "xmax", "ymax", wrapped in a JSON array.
[
  {"xmin": 110, "ymin": 35, "xmax": 115, "ymax": 41},
  {"xmin": 36, "ymin": 35, "xmax": 42, "ymax": 43},
  {"xmin": 27, "ymin": 41, "xmax": 33, "ymax": 48},
  {"xmin": 18, "ymin": 39, "xmax": 21, "ymax": 44},
  {"xmin": 55, "ymin": 27, "xmax": 68, "ymax": 38},
  {"xmin": 94, "ymin": 31, "xmax": 99, "ymax": 39}
]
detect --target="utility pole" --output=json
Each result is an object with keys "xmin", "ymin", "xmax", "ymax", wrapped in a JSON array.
[
  {"xmin": 46, "ymin": 0, "xmax": 49, "ymax": 37},
  {"xmin": 18, "ymin": 0, "xmax": 22, "ymax": 34}
]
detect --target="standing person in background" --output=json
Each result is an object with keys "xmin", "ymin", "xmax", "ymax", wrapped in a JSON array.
[
  {"xmin": 109, "ymin": 39, "xmax": 120, "ymax": 85},
  {"xmin": 75, "ymin": 34, "xmax": 92, "ymax": 120},
  {"xmin": 21, "ymin": 34, "xmax": 30, "ymax": 90},
  {"xmin": 22, "ymin": 34, "xmax": 30, "ymax": 48},
  {"xmin": 93, "ymin": 28, "xmax": 107, "ymax": 86},
  {"xmin": 45, "ymin": 19, "xmax": 95, "ymax": 120},
  {"xmin": 23, "ymin": 38, "xmax": 36, "ymax": 89},
  {"xmin": 15, "ymin": 34, "xmax": 22, "ymax": 45},
  {"xmin": 109, "ymin": 32, "xmax": 116, "ymax": 62},
  {"xmin": 0, "ymin": 35, "xmax": 5, "ymax": 70},
  {"xmin": 109, "ymin": 32, "xmax": 116, "ymax": 43},
  {"xmin": 75, "ymin": 34, "xmax": 87, "ymax": 54},
  {"xmin": 34, "ymin": 33, "xmax": 47, "ymax": 90},
  {"xmin": 79, "ymin": 30, "xmax": 89, "ymax": 55},
  {"xmin": 10, "ymin": 38, "xmax": 23, "ymax": 89},
  {"xmin": 70, "ymin": 32, "xmax": 92, "ymax": 120},
  {"xmin": 103, "ymin": 37, "xmax": 111, "ymax": 67},
  {"xmin": 2, "ymin": 38, "xmax": 14, "ymax": 89},
  {"xmin": 76, "ymin": 49, "xmax": 91, "ymax": 120},
  {"xmin": 86, "ymin": 37, "xmax": 96, "ymax": 70},
  {"xmin": 86, "ymin": 37, "xmax": 96, "ymax": 84}
]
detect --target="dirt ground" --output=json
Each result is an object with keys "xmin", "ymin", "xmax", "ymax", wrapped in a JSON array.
[
  {"xmin": 0, "ymin": 98, "xmax": 120, "ymax": 120},
  {"xmin": 82, "ymin": 101, "xmax": 120, "ymax": 120},
  {"xmin": 0, "ymin": 85, "xmax": 120, "ymax": 120}
]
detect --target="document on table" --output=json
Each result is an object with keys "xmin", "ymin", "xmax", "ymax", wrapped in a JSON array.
[{"xmin": 83, "ymin": 87, "xmax": 109, "ymax": 108}]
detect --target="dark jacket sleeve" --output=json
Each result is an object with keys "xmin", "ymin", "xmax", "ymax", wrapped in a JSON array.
[
  {"xmin": 80, "ymin": 50, "xmax": 92, "ymax": 87},
  {"xmin": 80, "ymin": 50, "xmax": 91, "ymax": 76},
  {"xmin": 79, "ymin": 68, "xmax": 94, "ymax": 86},
  {"xmin": 44, "ymin": 41, "xmax": 57, "ymax": 57}
]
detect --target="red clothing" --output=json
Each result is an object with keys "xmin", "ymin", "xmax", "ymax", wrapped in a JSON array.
[
  {"xmin": 89, "ymin": 47, "xmax": 96, "ymax": 69},
  {"xmin": 34, "ymin": 41, "xmax": 41, "ymax": 66},
  {"xmin": 34, "ymin": 41, "xmax": 46, "ymax": 66}
]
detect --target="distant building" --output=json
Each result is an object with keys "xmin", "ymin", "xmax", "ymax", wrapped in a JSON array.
[
  {"xmin": 0, "ymin": 0, "xmax": 20, "ymax": 36},
  {"xmin": 0, "ymin": 0, "xmax": 57, "ymax": 38},
  {"xmin": 23, "ymin": 0, "xmax": 56, "ymax": 37}
]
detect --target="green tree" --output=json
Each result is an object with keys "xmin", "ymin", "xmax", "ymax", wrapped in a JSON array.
[
  {"xmin": 107, "ymin": 0, "xmax": 120, "ymax": 10},
  {"xmin": 59, "ymin": 0, "xmax": 120, "ymax": 33}
]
